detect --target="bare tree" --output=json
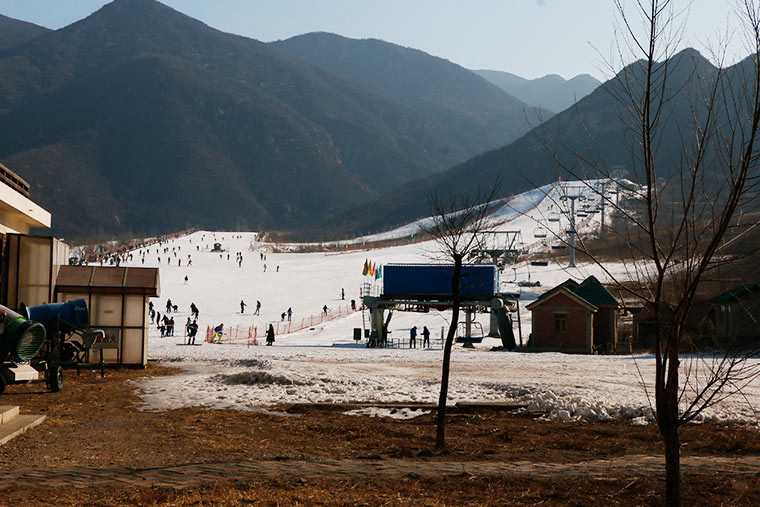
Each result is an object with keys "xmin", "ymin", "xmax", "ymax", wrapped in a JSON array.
[
  {"xmin": 422, "ymin": 184, "xmax": 500, "ymax": 449},
  {"xmin": 535, "ymin": 1, "xmax": 760, "ymax": 504}
]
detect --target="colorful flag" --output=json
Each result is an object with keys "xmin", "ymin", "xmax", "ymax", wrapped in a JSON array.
[
  {"xmin": 375, "ymin": 265, "xmax": 382, "ymax": 280},
  {"xmin": 362, "ymin": 259, "xmax": 368, "ymax": 275}
]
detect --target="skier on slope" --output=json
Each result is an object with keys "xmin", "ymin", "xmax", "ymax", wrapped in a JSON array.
[
  {"xmin": 240, "ymin": 300, "xmax": 247, "ymax": 313},
  {"xmin": 212, "ymin": 323, "xmax": 224, "ymax": 343}
]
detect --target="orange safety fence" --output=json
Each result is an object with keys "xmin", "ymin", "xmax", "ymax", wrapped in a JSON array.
[{"xmin": 204, "ymin": 304, "xmax": 358, "ymax": 346}]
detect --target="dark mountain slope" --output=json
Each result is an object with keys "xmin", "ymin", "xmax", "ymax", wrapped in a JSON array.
[
  {"xmin": 474, "ymin": 69, "xmax": 601, "ymax": 113},
  {"xmin": 0, "ymin": 14, "xmax": 49, "ymax": 50},
  {"xmin": 0, "ymin": 0, "xmax": 472, "ymax": 190},
  {"xmin": 1, "ymin": 54, "xmax": 372, "ymax": 236},
  {"xmin": 325, "ymin": 48, "xmax": 721, "ymax": 238},
  {"xmin": 0, "ymin": 0, "xmax": 536, "ymax": 237},
  {"xmin": 274, "ymin": 32, "xmax": 550, "ymax": 160}
]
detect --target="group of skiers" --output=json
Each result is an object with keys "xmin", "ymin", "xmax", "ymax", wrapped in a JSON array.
[
  {"xmin": 240, "ymin": 300, "xmax": 261, "ymax": 315},
  {"xmin": 408, "ymin": 325, "xmax": 431, "ymax": 348}
]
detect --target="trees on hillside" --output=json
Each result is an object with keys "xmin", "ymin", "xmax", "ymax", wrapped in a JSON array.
[{"xmin": 541, "ymin": 1, "xmax": 760, "ymax": 504}]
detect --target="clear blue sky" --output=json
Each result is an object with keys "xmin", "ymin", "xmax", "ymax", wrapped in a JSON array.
[{"xmin": 0, "ymin": 0, "xmax": 751, "ymax": 80}]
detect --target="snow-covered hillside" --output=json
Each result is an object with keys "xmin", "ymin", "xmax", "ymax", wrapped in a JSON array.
[{"xmin": 120, "ymin": 179, "xmax": 760, "ymax": 427}]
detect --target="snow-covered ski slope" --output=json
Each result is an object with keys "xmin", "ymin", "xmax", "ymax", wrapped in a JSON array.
[{"xmin": 124, "ymin": 179, "xmax": 760, "ymax": 426}]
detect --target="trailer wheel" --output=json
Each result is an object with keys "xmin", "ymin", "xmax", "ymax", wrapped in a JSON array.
[
  {"xmin": 0, "ymin": 375, "xmax": 6, "ymax": 395},
  {"xmin": 46, "ymin": 366, "xmax": 64, "ymax": 392}
]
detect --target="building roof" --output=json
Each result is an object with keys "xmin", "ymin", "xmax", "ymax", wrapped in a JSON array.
[
  {"xmin": 574, "ymin": 276, "xmax": 619, "ymax": 307},
  {"xmin": 526, "ymin": 275, "xmax": 619, "ymax": 311},
  {"xmin": 712, "ymin": 284, "xmax": 760, "ymax": 304},
  {"xmin": 0, "ymin": 163, "xmax": 51, "ymax": 233},
  {"xmin": 526, "ymin": 283, "xmax": 598, "ymax": 311},
  {"xmin": 55, "ymin": 266, "xmax": 160, "ymax": 296}
]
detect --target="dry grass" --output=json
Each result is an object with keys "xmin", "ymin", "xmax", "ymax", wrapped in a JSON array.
[{"xmin": 0, "ymin": 363, "xmax": 758, "ymax": 505}]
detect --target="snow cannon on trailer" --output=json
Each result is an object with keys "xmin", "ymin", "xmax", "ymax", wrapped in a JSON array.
[
  {"xmin": 0, "ymin": 304, "xmax": 47, "ymax": 394},
  {"xmin": 0, "ymin": 299, "xmax": 104, "ymax": 395},
  {"xmin": 211, "ymin": 242, "xmax": 224, "ymax": 252}
]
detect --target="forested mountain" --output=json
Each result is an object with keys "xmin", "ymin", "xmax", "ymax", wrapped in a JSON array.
[
  {"xmin": 326, "ymin": 49, "xmax": 727, "ymax": 238},
  {"xmin": 0, "ymin": 14, "xmax": 49, "ymax": 50},
  {"xmin": 474, "ymin": 69, "xmax": 600, "ymax": 113},
  {"xmin": 0, "ymin": 0, "xmax": 545, "ymax": 239},
  {"xmin": 274, "ymin": 32, "xmax": 549, "ymax": 159}
]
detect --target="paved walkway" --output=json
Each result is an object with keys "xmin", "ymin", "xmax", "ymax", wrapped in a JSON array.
[{"xmin": 2, "ymin": 455, "xmax": 760, "ymax": 489}]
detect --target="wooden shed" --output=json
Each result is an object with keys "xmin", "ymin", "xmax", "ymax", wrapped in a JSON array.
[
  {"xmin": 527, "ymin": 276, "xmax": 619, "ymax": 354},
  {"xmin": 54, "ymin": 266, "xmax": 160, "ymax": 366}
]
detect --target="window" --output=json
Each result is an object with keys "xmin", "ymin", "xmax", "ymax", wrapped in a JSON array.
[{"xmin": 555, "ymin": 313, "xmax": 568, "ymax": 333}]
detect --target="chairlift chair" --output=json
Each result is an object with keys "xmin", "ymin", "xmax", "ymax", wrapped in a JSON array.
[
  {"xmin": 533, "ymin": 227, "xmax": 547, "ymax": 239},
  {"xmin": 548, "ymin": 212, "xmax": 560, "ymax": 222}
]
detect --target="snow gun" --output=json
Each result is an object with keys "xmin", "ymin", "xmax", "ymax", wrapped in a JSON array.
[{"xmin": 0, "ymin": 303, "xmax": 47, "ymax": 394}]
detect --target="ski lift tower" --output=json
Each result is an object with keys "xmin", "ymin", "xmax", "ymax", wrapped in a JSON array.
[
  {"xmin": 594, "ymin": 180, "xmax": 609, "ymax": 237},
  {"xmin": 471, "ymin": 230, "xmax": 523, "ymax": 265},
  {"xmin": 559, "ymin": 186, "xmax": 586, "ymax": 267}
]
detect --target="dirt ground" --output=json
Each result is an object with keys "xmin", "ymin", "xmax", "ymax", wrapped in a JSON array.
[{"xmin": 1, "ymin": 363, "xmax": 759, "ymax": 505}]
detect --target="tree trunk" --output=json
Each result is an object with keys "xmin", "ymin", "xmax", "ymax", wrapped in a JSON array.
[
  {"xmin": 663, "ymin": 421, "xmax": 681, "ymax": 507},
  {"xmin": 435, "ymin": 256, "xmax": 462, "ymax": 449},
  {"xmin": 657, "ymin": 342, "xmax": 682, "ymax": 507}
]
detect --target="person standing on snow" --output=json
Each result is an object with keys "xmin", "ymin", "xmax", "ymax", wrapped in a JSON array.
[
  {"xmin": 409, "ymin": 326, "xmax": 417, "ymax": 348},
  {"xmin": 341, "ymin": 288, "xmax": 345, "ymax": 300},
  {"xmin": 266, "ymin": 324, "xmax": 275, "ymax": 346},
  {"xmin": 254, "ymin": 301, "xmax": 261, "ymax": 315},
  {"xmin": 287, "ymin": 307, "xmax": 292, "ymax": 322},
  {"xmin": 422, "ymin": 326, "xmax": 430, "ymax": 348},
  {"xmin": 240, "ymin": 300, "xmax": 247, "ymax": 314},
  {"xmin": 187, "ymin": 320, "xmax": 199, "ymax": 345}
]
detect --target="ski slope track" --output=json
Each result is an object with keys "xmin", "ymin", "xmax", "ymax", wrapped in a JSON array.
[{"xmin": 116, "ymin": 179, "xmax": 760, "ymax": 427}]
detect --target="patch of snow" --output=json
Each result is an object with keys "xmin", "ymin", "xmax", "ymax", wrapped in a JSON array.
[{"xmin": 344, "ymin": 407, "xmax": 431, "ymax": 420}]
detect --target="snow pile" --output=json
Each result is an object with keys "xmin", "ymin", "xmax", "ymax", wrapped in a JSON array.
[
  {"xmin": 523, "ymin": 391, "xmax": 655, "ymax": 424},
  {"xmin": 344, "ymin": 407, "xmax": 431, "ymax": 420},
  {"xmin": 218, "ymin": 370, "xmax": 306, "ymax": 386}
]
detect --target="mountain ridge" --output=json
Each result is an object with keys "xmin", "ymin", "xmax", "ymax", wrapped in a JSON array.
[
  {"xmin": 274, "ymin": 32, "xmax": 551, "ymax": 158},
  {"xmin": 473, "ymin": 69, "xmax": 600, "ymax": 113},
  {"xmin": 323, "ymin": 47, "xmax": 728, "ymax": 239},
  {"xmin": 0, "ymin": 0, "xmax": 545, "ymax": 238}
]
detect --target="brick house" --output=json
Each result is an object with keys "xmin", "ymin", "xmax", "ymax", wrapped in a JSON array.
[{"xmin": 526, "ymin": 276, "xmax": 619, "ymax": 353}]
